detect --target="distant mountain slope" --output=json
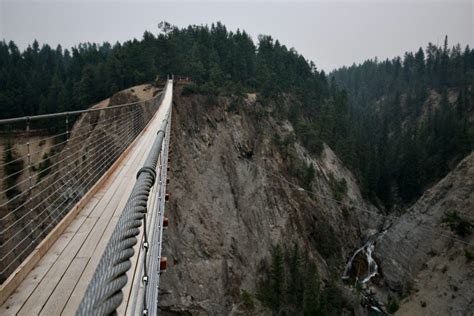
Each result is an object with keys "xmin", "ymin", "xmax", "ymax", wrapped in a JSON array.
[{"xmin": 331, "ymin": 39, "xmax": 474, "ymax": 209}]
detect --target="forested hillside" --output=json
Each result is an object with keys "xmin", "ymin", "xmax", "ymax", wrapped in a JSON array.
[
  {"xmin": 1, "ymin": 23, "xmax": 472, "ymax": 209},
  {"xmin": 0, "ymin": 22, "xmax": 332, "ymax": 119},
  {"xmin": 0, "ymin": 22, "xmax": 348, "ymax": 196},
  {"xmin": 332, "ymin": 38, "xmax": 474, "ymax": 208}
]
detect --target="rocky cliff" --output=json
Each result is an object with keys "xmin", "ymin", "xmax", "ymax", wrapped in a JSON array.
[
  {"xmin": 376, "ymin": 152, "xmax": 474, "ymax": 315},
  {"xmin": 158, "ymin": 87, "xmax": 381, "ymax": 314},
  {"xmin": 158, "ymin": 86, "xmax": 473, "ymax": 315}
]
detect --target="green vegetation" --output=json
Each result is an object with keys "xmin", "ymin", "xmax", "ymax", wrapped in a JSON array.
[
  {"xmin": 0, "ymin": 22, "xmax": 326, "ymax": 117},
  {"xmin": 295, "ymin": 123, "xmax": 324, "ymax": 156},
  {"xmin": 272, "ymin": 133, "xmax": 317, "ymax": 190},
  {"xmin": 386, "ymin": 296, "xmax": 399, "ymax": 314},
  {"xmin": 240, "ymin": 289, "xmax": 255, "ymax": 311},
  {"xmin": 293, "ymin": 163, "xmax": 315, "ymax": 190},
  {"xmin": 0, "ymin": 22, "xmax": 346, "ymax": 157},
  {"xmin": 2, "ymin": 142, "xmax": 24, "ymax": 199},
  {"xmin": 181, "ymin": 83, "xmax": 199, "ymax": 96},
  {"xmin": 312, "ymin": 222, "xmax": 342, "ymax": 261},
  {"xmin": 257, "ymin": 243, "xmax": 349, "ymax": 314},
  {"xmin": 2, "ymin": 25, "xmax": 472, "ymax": 211},
  {"xmin": 442, "ymin": 210, "xmax": 472, "ymax": 237},
  {"xmin": 464, "ymin": 248, "xmax": 474, "ymax": 263},
  {"xmin": 273, "ymin": 133, "xmax": 295, "ymax": 156},
  {"xmin": 332, "ymin": 37, "xmax": 474, "ymax": 207},
  {"xmin": 328, "ymin": 172, "xmax": 348, "ymax": 201},
  {"xmin": 341, "ymin": 207, "xmax": 351, "ymax": 219}
]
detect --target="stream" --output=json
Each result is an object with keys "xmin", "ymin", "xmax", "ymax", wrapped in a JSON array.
[
  {"xmin": 342, "ymin": 237, "xmax": 379, "ymax": 283},
  {"xmin": 342, "ymin": 230, "xmax": 388, "ymax": 313}
]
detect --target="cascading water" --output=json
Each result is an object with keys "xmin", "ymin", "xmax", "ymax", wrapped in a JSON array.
[
  {"xmin": 342, "ymin": 230, "xmax": 386, "ymax": 283},
  {"xmin": 342, "ymin": 240, "xmax": 378, "ymax": 283},
  {"xmin": 342, "ymin": 231, "xmax": 388, "ymax": 314}
]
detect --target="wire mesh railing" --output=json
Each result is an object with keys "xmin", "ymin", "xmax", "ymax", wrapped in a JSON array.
[
  {"xmin": 0, "ymin": 90, "xmax": 165, "ymax": 283},
  {"xmin": 77, "ymin": 79, "xmax": 173, "ymax": 315}
]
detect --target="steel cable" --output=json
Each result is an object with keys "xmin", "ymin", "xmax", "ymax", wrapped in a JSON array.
[
  {"xmin": 77, "ymin": 80, "xmax": 172, "ymax": 316},
  {"xmin": 0, "ymin": 119, "xmax": 142, "ymax": 248},
  {"xmin": 0, "ymin": 114, "xmax": 145, "ymax": 271},
  {"xmin": 0, "ymin": 109, "xmax": 143, "ymax": 210},
  {"xmin": 0, "ymin": 90, "xmax": 164, "ymax": 280}
]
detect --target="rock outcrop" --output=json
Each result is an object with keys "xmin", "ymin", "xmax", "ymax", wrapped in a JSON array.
[
  {"xmin": 159, "ymin": 88, "xmax": 380, "ymax": 314},
  {"xmin": 377, "ymin": 152, "xmax": 474, "ymax": 315}
]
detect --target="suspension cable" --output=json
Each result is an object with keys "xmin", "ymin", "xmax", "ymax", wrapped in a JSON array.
[{"xmin": 77, "ymin": 80, "xmax": 173, "ymax": 316}]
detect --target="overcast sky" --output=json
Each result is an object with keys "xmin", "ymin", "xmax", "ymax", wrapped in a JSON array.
[{"xmin": 1, "ymin": 0, "xmax": 472, "ymax": 72}]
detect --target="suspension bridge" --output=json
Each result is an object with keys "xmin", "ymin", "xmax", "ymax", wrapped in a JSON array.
[{"xmin": 0, "ymin": 78, "xmax": 175, "ymax": 315}]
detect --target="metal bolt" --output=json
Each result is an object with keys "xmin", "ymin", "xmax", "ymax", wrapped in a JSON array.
[{"xmin": 143, "ymin": 241, "xmax": 149, "ymax": 249}]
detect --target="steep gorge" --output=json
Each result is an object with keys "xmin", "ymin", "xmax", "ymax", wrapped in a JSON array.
[
  {"xmin": 159, "ymin": 85, "xmax": 473, "ymax": 315},
  {"xmin": 159, "ymin": 86, "xmax": 382, "ymax": 314}
]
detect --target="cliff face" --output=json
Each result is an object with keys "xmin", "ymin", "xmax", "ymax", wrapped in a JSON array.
[
  {"xmin": 159, "ymin": 88, "xmax": 380, "ymax": 314},
  {"xmin": 377, "ymin": 152, "xmax": 474, "ymax": 315},
  {"xmin": 158, "ymin": 87, "xmax": 473, "ymax": 315}
]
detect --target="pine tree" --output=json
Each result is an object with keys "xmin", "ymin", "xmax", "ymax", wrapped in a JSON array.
[
  {"xmin": 270, "ymin": 244, "xmax": 285, "ymax": 310},
  {"xmin": 288, "ymin": 243, "xmax": 303, "ymax": 306},
  {"xmin": 303, "ymin": 259, "xmax": 321, "ymax": 315}
]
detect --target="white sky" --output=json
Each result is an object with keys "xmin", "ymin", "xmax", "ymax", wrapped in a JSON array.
[{"xmin": 1, "ymin": 0, "xmax": 473, "ymax": 72}]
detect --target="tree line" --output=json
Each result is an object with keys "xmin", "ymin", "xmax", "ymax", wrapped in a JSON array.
[
  {"xmin": 0, "ymin": 22, "xmax": 341, "ymax": 164},
  {"xmin": 1, "ymin": 24, "xmax": 472, "ymax": 209},
  {"xmin": 331, "ymin": 37, "xmax": 474, "ymax": 208},
  {"xmin": 0, "ymin": 22, "xmax": 330, "ymax": 119}
]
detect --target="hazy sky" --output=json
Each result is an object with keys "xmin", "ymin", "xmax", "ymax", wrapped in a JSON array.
[{"xmin": 1, "ymin": 0, "xmax": 472, "ymax": 72}]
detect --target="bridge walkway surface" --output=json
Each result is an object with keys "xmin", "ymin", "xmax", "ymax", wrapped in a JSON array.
[{"xmin": 0, "ymin": 82, "xmax": 173, "ymax": 315}]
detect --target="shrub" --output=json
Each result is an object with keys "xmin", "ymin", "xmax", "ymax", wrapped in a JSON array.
[
  {"xmin": 199, "ymin": 82, "xmax": 220, "ymax": 96},
  {"xmin": 328, "ymin": 172, "xmax": 348, "ymax": 201},
  {"xmin": 205, "ymin": 94, "xmax": 218, "ymax": 107},
  {"xmin": 240, "ymin": 290, "xmax": 255, "ymax": 311},
  {"xmin": 181, "ymin": 83, "xmax": 198, "ymax": 96},
  {"xmin": 464, "ymin": 249, "xmax": 474, "ymax": 263},
  {"xmin": 442, "ymin": 210, "xmax": 472, "ymax": 237},
  {"xmin": 302, "ymin": 163, "xmax": 316, "ymax": 190},
  {"xmin": 228, "ymin": 96, "xmax": 244, "ymax": 113},
  {"xmin": 273, "ymin": 133, "xmax": 296, "ymax": 158},
  {"xmin": 341, "ymin": 207, "xmax": 350, "ymax": 219},
  {"xmin": 387, "ymin": 296, "xmax": 399, "ymax": 314},
  {"xmin": 312, "ymin": 223, "xmax": 341, "ymax": 260}
]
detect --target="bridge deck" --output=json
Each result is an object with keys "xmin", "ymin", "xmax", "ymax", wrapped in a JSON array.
[{"xmin": 0, "ymin": 85, "xmax": 172, "ymax": 315}]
